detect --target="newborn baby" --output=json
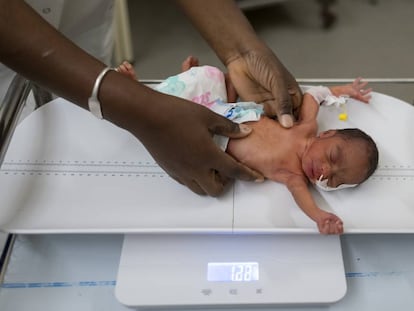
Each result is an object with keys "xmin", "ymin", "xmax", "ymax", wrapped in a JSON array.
[
  {"xmin": 227, "ymin": 90, "xmax": 377, "ymax": 234},
  {"xmin": 118, "ymin": 57, "xmax": 378, "ymax": 235}
]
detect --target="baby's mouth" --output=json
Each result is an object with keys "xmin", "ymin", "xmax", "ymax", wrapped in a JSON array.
[{"xmin": 311, "ymin": 164, "xmax": 324, "ymax": 184}]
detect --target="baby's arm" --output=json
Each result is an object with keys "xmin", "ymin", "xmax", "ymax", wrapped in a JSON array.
[
  {"xmin": 286, "ymin": 176, "xmax": 344, "ymax": 235},
  {"xmin": 299, "ymin": 78, "xmax": 372, "ymax": 122},
  {"xmin": 299, "ymin": 93, "xmax": 320, "ymax": 122},
  {"xmin": 330, "ymin": 77, "xmax": 372, "ymax": 102}
]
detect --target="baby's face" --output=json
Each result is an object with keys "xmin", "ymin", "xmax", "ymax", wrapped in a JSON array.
[{"xmin": 302, "ymin": 132, "xmax": 369, "ymax": 188}]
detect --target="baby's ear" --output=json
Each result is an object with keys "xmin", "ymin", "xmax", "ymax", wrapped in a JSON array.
[{"xmin": 318, "ymin": 129, "xmax": 337, "ymax": 138}]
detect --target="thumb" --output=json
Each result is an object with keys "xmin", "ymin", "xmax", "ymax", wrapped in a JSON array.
[
  {"xmin": 277, "ymin": 85, "xmax": 303, "ymax": 127},
  {"xmin": 288, "ymin": 84, "xmax": 303, "ymax": 120},
  {"xmin": 274, "ymin": 92, "xmax": 294, "ymax": 128}
]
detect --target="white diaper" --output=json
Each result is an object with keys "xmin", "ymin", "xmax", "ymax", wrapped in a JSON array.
[
  {"xmin": 155, "ymin": 65, "xmax": 228, "ymax": 104},
  {"xmin": 155, "ymin": 66, "xmax": 263, "ymax": 150}
]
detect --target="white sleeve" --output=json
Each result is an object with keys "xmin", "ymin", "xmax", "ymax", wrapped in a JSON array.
[
  {"xmin": 304, "ymin": 86, "xmax": 332, "ymax": 105},
  {"xmin": 305, "ymin": 86, "xmax": 348, "ymax": 107}
]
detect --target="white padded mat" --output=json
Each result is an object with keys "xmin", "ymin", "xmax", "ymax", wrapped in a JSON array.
[{"xmin": 0, "ymin": 92, "xmax": 413, "ymax": 233}]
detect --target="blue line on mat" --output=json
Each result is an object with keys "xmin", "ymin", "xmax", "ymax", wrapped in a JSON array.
[
  {"xmin": 1, "ymin": 272, "xmax": 404, "ymax": 289},
  {"xmin": 1, "ymin": 280, "xmax": 116, "ymax": 289},
  {"xmin": 346, "ymin": 271, "xmax": 402, "ymax": 278}
]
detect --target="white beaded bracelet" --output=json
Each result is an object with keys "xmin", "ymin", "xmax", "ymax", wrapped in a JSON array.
[{"xmin": 88, "ymin": 67, "xmax": 115, "ymax": 119}]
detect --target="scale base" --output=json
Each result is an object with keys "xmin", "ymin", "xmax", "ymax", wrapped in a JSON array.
[{"xmin": 116, "ymin": 234, "xmax": 346, "ymax": 308}]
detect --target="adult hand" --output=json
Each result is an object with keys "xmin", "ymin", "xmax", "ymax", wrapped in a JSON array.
[
  {"xmin": 176, "ymin": 0, "xmax": 301, "ymax": 127},
  {"xmin": 125, "ymin": 90, "xmax": 264, "ymax": 196},
  {"xmin": 0, "ymin": 0, "xmax": 263, "ymax": 197},
  {"xmin": 227, "ymin": 49, "xmax": 302, "ymax": 128}
]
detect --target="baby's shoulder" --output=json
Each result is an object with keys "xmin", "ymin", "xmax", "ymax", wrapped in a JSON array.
[
  {"xmin": 283, "ymin": 172, "xmax": 309, "ymax": 191},
  {"xmin": 295, "ymin": 119, "xmax": 318, "ymax": 136},
  {"xmin": 267, "ymin": 167, "xmax": 306, "ymax": 185}
]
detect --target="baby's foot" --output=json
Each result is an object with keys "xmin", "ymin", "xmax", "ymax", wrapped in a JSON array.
[
  {"xmin": 117, "ymin": 61, "xmax": 137, "ymax": 80},
  {"xmin": 181, "ymin": 56, "xmax": 199, "ymax": 72}
]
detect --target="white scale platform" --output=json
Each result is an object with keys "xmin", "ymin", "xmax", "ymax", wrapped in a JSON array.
[{"xmin": 0, "ymin": 92, "xmax": 413, "ymax": 307}]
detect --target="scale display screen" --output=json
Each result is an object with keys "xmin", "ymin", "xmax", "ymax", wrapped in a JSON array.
[{"xmin": 207, "ymin": 262, "xmax": 259, "ymax": 282}]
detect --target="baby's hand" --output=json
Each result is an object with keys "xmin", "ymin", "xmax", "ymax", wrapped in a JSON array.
[
  {"xmin": 348, "ymin": 77, "xmax": 372, "ymax": 103},
  {"xmin": 331, "ymin": 77, "xmax": 372, "ymax": 103},
  {"xmin": 316, "ymin": 211, "xmax": 344, "ymax": 235}
]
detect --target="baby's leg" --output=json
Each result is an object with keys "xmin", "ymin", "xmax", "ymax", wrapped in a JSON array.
[{"xmin": 117, "ymin": 61, "xmax": 137, "ymax": 80}]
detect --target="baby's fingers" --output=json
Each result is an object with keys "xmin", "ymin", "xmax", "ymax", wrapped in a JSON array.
[
  {"xmin": 352, "ymin": 78, "xmax": 372, "ymax": 103},
  {"xmin": 335, "ymin": 221, "xmax": 344, "ymax": 235},
  {"xmin": 358, "ymin": 87, "xmax": 372, "ymax": 103},
  {"xmin": 353, "ymin": 77, "xmax": 368, "ymax": 88},
  {"xmin": 360, "ymin": 87, "xmax": 372, "ymax": 95},
  {"xmin": 320, "ymin": 220, "xmax": 332, "ymax": 235},
  {"xmin": 319, "ymin": 219, "xmax": 343, "ymax": 235}
]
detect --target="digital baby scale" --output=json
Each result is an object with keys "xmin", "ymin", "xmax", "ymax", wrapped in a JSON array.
[
  {"xmin": 115, "ymin": 234, "xmax": 346, "ymax": 308},
  {"xmin": 1, "ymin": 90, "xmax": 413, "ymax": 308}
]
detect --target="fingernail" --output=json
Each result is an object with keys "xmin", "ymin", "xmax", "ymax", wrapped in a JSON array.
[
  {"xmin": 280, "ymin": 115, "xmax": 293, "ymax": 128},
  {"xmin": 239, "ymin": 124, "xmax": 252, "ymax": 134}
]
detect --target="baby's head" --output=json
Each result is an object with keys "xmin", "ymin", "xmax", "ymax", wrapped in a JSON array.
[{"xmin": 302, "ymin": 128, "xmax": 378, "ymax": 191}]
